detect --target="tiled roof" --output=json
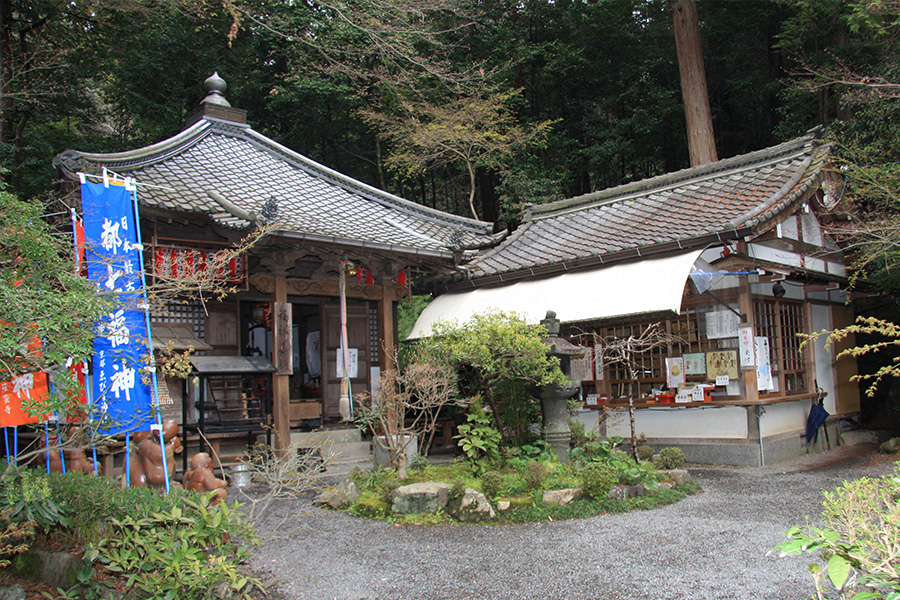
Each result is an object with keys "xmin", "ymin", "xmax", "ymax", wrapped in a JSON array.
[
  {"xmin": 54, "ymin": 118, "xmax": 497, "ymax": 259},
  {"xmin": 462, "ymin": 132, "xmax": 829, "ymax": 284}
]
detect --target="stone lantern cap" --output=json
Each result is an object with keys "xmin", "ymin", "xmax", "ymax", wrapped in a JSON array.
[{"xmin": 539, "ymin": 311, "xmax": 585, "ymax": 358}]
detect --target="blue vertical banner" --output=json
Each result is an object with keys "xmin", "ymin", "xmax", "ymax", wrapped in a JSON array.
[{"xmin": 81, "ymin": 181, "xmax": 154, "ymax": 435}]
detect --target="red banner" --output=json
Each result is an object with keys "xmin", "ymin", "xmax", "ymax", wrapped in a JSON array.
[
  {"xmin": 153, "ymin": 246, "xmax": 245, "ymax": 284},
  {"xmin": 0, "ymin": 372, "xmax": 49, "ymax": 428}
]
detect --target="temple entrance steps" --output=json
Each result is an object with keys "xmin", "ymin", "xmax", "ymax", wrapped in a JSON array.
[{"xmin": 290, "ymin": 428, "xmax": 373, "ymax": 476}]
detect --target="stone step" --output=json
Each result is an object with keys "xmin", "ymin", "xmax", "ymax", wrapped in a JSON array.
[
  {"xmin": 321, "ymin": 457, "xmax": 373, "ymax": 477},
  {"xmin": 291, "ymin": 428, "xmax": 361, "ymax": 446},
  {"xmin": 323, "ymin": 441, "xmax": 373, "ymax": 464}
]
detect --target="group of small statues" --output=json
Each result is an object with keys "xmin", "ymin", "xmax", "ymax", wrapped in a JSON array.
[{"xmin": 42, "ymin": 419, "xmax": 228, "ymax": 504}]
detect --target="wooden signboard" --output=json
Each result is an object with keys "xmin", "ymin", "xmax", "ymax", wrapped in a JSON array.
[
  {"xmin": 706, "ymin": 350, "xmax": 739, "ymax": 381},
  {"xmin": 273, "ymin": 302, "xmax": 293, "ymax": 376}
]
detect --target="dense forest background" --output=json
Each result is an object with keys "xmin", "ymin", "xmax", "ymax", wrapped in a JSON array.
[{"xmin": 2, "ymin": 0, "xmax": 899, "ymax": 234}]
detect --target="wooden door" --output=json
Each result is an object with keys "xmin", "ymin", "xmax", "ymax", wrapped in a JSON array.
[
  {"xmin": 832, "ymin": 305, "xmax": 861, "ymax": 415},
  {"xmin": 322, "ymin": 301, "xmax": 371, "ymax": 421}
]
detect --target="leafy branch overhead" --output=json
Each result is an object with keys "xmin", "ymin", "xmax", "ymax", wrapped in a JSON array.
[{"xmin": 360, "ymin": 90, "xmax": 555, "ymax": 220}]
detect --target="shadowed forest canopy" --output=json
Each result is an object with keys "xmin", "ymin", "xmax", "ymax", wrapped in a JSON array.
[{"xmin": 2, "ymin": 0, "xmax": 898, "ymax": 231}]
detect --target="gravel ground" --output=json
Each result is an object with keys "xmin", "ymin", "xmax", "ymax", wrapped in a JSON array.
[{"xmin": 245, "ymin": 442, "xmax": 896, "ymax": 600}]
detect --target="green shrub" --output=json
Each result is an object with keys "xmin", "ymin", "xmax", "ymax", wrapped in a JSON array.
[
  {"xmin": 636, "ymin": 445, "xmax": 655, "ymax": 462},
  {"xmin": 351, "ymin": 491, "xmax": 391, "ymax": 518},
  {"xmin": 449, "ymin": 479, "xmax": 467, "ymax": 503},
  {"xmin": 455, "ymin": 398, "xmax": 502, "ymax": 469},
  {"xmin": 94, "ymin": 494, "xmax": 260, "ymax": 599},
  {"xmin": 1, "ymin": 467, "xmax": 69, "ymax": 533},
  {"xmin": 580, "ymin": 464, "xmax": 617, "ymax": 500},
  {"xmin": 480, "ymin": 471, "xmax": 504, "ymax": 500},
  {"xmin": 776, "ymin": 464, "xmax": 900, "ymax": 599},
  {"xmin": 654, "ymin": 447, "xmax": 686, "ymax": 470},
  {"xmin": 878, "ymin": 437, "xmax": 900, "ymax": 454},
  {"xmin": 524, "ymin": 461, "xmax": 548, "ymax": 490},
  {"xmin": 568, "ymin": 418, "xmax": 597, "ymax": 447},
  {"xmin": 350, "ymin": 468, "xmax": 401, "ymax": 504},
  {"xmin": 408, "ymin": 453, "xmax": 429, "ymax": 470}
]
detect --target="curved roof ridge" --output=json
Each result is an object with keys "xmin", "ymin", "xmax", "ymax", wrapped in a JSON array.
[
  {"xmin": 62, "ymin": 120, "xmax": 214, "ymax": 171},
  {"xmin": 237, "ymin": 124, "xmax": 492, "ymax": 235},
  {"xmin": 527, "ymin": 132, "xmax": 818, "ymax": 221}
]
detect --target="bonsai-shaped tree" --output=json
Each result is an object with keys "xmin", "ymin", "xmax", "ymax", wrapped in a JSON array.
[
  {"xmin": 355, "ymin": 348, "xmax": 467, "ymax": 478},
  {"xmin": 418, "ymin": 311, "xmax": 567, "ymax": 442}
]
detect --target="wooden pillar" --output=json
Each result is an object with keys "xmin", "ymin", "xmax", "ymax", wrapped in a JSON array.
[
  {"xmin": 272, "ymin": 273, "xmax": 291, "ymax": 453},
  {"xmin": 378, "ymin": 286, "xmax": 396, "ymax": 373},
  {"xmin": 737, "ymin": 272, "xmax": 759, "ymax": 405},
  {"xmin": 378, "ymin": 286, "xmax": 399, "ymax": 436}
]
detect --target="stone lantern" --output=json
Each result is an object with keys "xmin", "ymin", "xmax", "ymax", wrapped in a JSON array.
[{"xmin": 535, "ymin": 311, "xmax": 585, "ymax": 463}]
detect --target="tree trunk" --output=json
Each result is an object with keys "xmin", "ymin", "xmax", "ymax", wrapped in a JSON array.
[
  {"xmin": 375, "ymin": 133, "xmax": 386, "ymax": 190},
  {"xmin": 0, "ymin": 0, "xmax": 13, "ymax": 146},
  {"xmin": 628, "ymin": 372, "xmax": 638, "ymax": 461},
  {"xmin": 671, "ymin": 0, "xmax": 718, "ymax": 167},
  {"xmin": 466, "ymin": 160, "xmax": 478, "ymax": 220}
]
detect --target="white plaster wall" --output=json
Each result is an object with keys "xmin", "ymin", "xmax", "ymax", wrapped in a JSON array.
[
  {"xmin": 800, "ymin": 211, "xmax": 823, "ymax": 246},
  {"xmin": 811, "ymin": 304, "xmax": 838, "ymax": 414},
  {"xmin": 779, "ymin": 216, "xmax": 799, "ymax": 240},
  {"xmin": 573, "ymin": 409, "xmax": 600, "ymax": 435},
  {"xmin": 605, "ymin": 406, "xmax": 748, "ymax": 439},
  {"xmin": 759, "ymin": 400, "xmax": 809, "ymax": 437}
]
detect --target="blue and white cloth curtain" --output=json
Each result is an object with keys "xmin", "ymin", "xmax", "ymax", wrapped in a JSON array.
[{"xmin": 81, "ymin": 180, "xmax": 155, "ymax": 435}]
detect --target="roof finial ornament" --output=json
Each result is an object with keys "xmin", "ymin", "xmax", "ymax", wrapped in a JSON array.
[{"xmin": 202, "ymin": 72, "xmax": 231, "ymax": 108}]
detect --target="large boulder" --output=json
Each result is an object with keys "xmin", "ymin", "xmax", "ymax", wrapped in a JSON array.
[
  {"xmin": 542, "ymin": 488, "xmax": 582, "ymax": 506},
  {"xmin": 607, "ymin": 484, "xmax": 645, "ymax": 500},
  {"xmin": 0, "ymin": 584, "xmax": 24, "ymax": 600},
  {"xmin": 449, "ymin": 488, "xmax": 496, "ymax": 522},
  {"xmin": 313, "ymin": 478, "xmax": 360, "ymax": 509},
  {"xmin": 15, "ymin": 550, "xmax": 85, "ymax": 589},
  {"xmin": 660, "ymin": 469, "xmax": 692, "ymax": 486},
  {"xmin": 391, "ymin": 482, "xmax": 452, "ymax": 514}
]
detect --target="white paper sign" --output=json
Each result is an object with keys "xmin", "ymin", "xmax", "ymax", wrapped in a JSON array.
[
  {"xmin": 756, "ymin": 337, "xmax": 773, "ymax": 391},
  {"xmin": 706, "ymin": 310, "xmax": 741, "ymax": 339},
  {"xmin": 593, "ymin": 344, "xmax": 604, "ymax": 381},
  {"xmin": 585, "ymin": 394, "xmax": 599, "ymax": 406},
  {"xmin": 738, "ymin": 325, "xmax": 755, "ymax": 368},
  {"xmin": 691, "ymin": 386, "xmax": 705, "ymax": 402},
  {"xmin": 666, "ymin": 357, "xmax": 685, "ymax": 388},
  {"xmin": 336, "ymin": 348, "xmax": 358, "ymax": 378},
  {"xmin": 570, "ymin": 347, "xmax": 594, "ymax": 382},
  {"xmin": 715, "ymin": 375, "xmax": 730, "ymax": 387}
]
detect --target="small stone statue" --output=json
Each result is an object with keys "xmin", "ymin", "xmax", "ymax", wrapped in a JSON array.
[
  {"xmin": 128, "ymin": 419, "xmax": 183, "ymax": 489},
  {"xmin": 44, "ymin": 436, "xmax": 96, "ymax": 474},
  {"xmin": 182, "ymin": 452, "xmax": 228, "ymax": 504}
]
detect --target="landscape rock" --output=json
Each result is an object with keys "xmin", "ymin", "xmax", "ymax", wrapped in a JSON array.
[
  {"xmin": 542, "ymin": 488, "xmax": 582, "ymax": 506},
  {"xmin": 657, "ymin": 481, "xmax": 676, "ymax": 491},
  {"xmin": 449, "ymin": 488, "xmax": 496, "ymax": 522},
  {"xmin": 313, "ymin": 478, "xmax": 360, "ymax": 509},
  {"xmin": 608, "ymin": 484, "xmax": 645, "ymax": 500},
  {"xmin": 391, "ymin": 482, "xmax": 452, "ymax": 514},
  {"xmin": 661, "ymin": 469, "xmax": 692, "ymax": 486},
  {"xmin": 15, "ymin": 550, "xmax": 85, "ymax": 589},
  {"xmin": 496, "ymin": 500, "xmax": 511, "ymax": 511},
  {"xmin": 0, "ymin": 584, "xmax": 25, "ymax": 600}
]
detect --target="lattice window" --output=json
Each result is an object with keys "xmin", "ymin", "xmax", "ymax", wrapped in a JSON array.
[
  {"xmin": 150, "ymin": 299, "xmax": 206, "ymax": 344},
  {"xmin": 589, "ymin": 307, "xmax": 720, "ymax": 399},
  {"xmin": 754, "ymin": 298, "xmax": 808, "ymax": 394}
]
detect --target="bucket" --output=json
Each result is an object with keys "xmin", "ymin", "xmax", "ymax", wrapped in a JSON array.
[{"xmin": 230, "ymin": 464, "xmax": 252, "ymax": 487}]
